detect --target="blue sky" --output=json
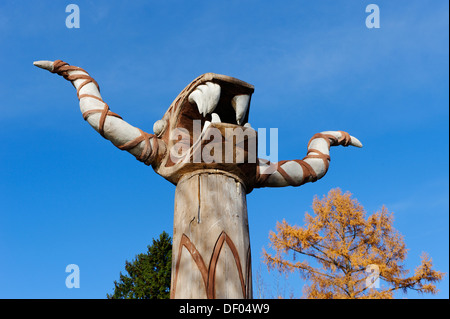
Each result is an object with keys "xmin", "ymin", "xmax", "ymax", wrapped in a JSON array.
[{"xmin": 0, "ymin": 0, "xmax": 448, "ymax": 299}]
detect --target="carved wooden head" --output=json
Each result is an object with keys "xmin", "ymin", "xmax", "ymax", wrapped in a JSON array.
[{"xmin": 152, "ymin": 73, "xmax": 258, "ymax": 191}]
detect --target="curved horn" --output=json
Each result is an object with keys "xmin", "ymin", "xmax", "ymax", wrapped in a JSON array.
[
  {"xmin": 255, "ymin": 130, "xmax": 362, "ymax": 188},
  {"xmin": 34, "ymin": 59, "xmax": 164, "ymax": 165}
]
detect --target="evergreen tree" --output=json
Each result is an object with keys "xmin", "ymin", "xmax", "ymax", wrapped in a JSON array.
[{"xmin": 107, "ymin": 231, "xmax": 172, "ymax": 299}]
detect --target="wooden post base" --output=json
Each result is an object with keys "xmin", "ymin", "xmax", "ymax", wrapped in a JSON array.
[{"xmin": 170, "ymin": 171, "xmax": 252, "ymax": 299}]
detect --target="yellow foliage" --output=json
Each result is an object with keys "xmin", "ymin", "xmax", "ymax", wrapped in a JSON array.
[{"xmin": 263, "ymin": 188, "xmax": 445, "ymax": 299}]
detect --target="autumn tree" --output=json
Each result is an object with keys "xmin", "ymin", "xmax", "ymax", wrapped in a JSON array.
[
  {"xmin": 264, "ymin": 188, "xmax": 444, "ymax": 299},
  {"xmin": 107, "ymin": 231, "xmax": 172, "ymax": 299}
]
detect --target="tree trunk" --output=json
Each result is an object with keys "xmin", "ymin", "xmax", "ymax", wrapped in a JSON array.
[{"xmin": 170, "ymin": 170, "xmax": 252, "ymax": 299}]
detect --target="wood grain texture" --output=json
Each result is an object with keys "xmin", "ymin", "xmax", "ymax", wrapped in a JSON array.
[{"xmin": 171, "ymin": 172, "xmax": 252, "ymax": 299}]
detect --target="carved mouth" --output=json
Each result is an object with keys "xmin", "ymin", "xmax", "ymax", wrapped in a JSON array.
[
  {"xmin": 188, "ymin": 81, "xmax": 252, "ymax": 130},
  {"xmin": 172, "ymin": 73, "xmax": 255, "ymax": 137},
  {"xmin": 152, "ymin": 73, "xmax": 258, "ymax": 180},
  {"xmin": 153, "ymin": 73, "xmax": 255, "ymax": 169}
]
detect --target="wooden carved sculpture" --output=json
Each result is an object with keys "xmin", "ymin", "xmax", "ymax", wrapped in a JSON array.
[{"xmin": 34, "ymin": 60, "xmax": 362, "ymax": 299}]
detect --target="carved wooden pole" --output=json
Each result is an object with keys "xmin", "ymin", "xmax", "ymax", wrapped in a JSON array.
[
  {"xmin": 34, "ymin": 60, "xmax": 362, "ymax": 299},
  {"xmin": 171, "ymin": 172, "xmax": 251, "ymax": 298},
  {"xmin": 156, "ymin": 78, "xmax": 257, "ymax": 298}
]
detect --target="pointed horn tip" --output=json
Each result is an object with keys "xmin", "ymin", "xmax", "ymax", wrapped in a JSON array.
[
  {"xmin": 33, "ymin": 60, "xmax": 54, "ymax": 71},
  {"xmin": 350, "ymin": 136, "xmax": 363, "ymax": 148}
]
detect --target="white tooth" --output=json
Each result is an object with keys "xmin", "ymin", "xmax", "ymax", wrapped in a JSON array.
[
  {"xmin": 232, "ymin": 94, "xmax": 250, "ymax": 125},
  {"xmin": 188, "ymin": 82, "xmax": 221, "ymax": 117},
  {"xmin": 188, "ymin": 89, "xmax": 205, "ymax": 115},
  {"xmin": 211, "ymin": 113, "xmax": 221, "ymax": 123},
  {"xmin": 202, "ymin": 120, "xmax": 211, "ymax": 134}
]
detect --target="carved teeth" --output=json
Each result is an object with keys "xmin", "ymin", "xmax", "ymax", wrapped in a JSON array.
[
  {"xmin": 188, "ymin": 82, "xmax": 221, "ymax": 117},
  {"xmin": 211, "ymin": 113, "xmax": 221, "ymax": 123},
  {"xmin": 189, "ymin": 83, "xmax": 251, "ymax": 126},
  {"xmin": 202, "ymin": 114, "xmax": 219, "ymax": 136},
  {"xmin": 202, "ymin": 120, "xmax": 211, "ymax": 135},
  {"xmin": 232, "ymin": 94, "xmax": 250, "ymax": 125}
]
